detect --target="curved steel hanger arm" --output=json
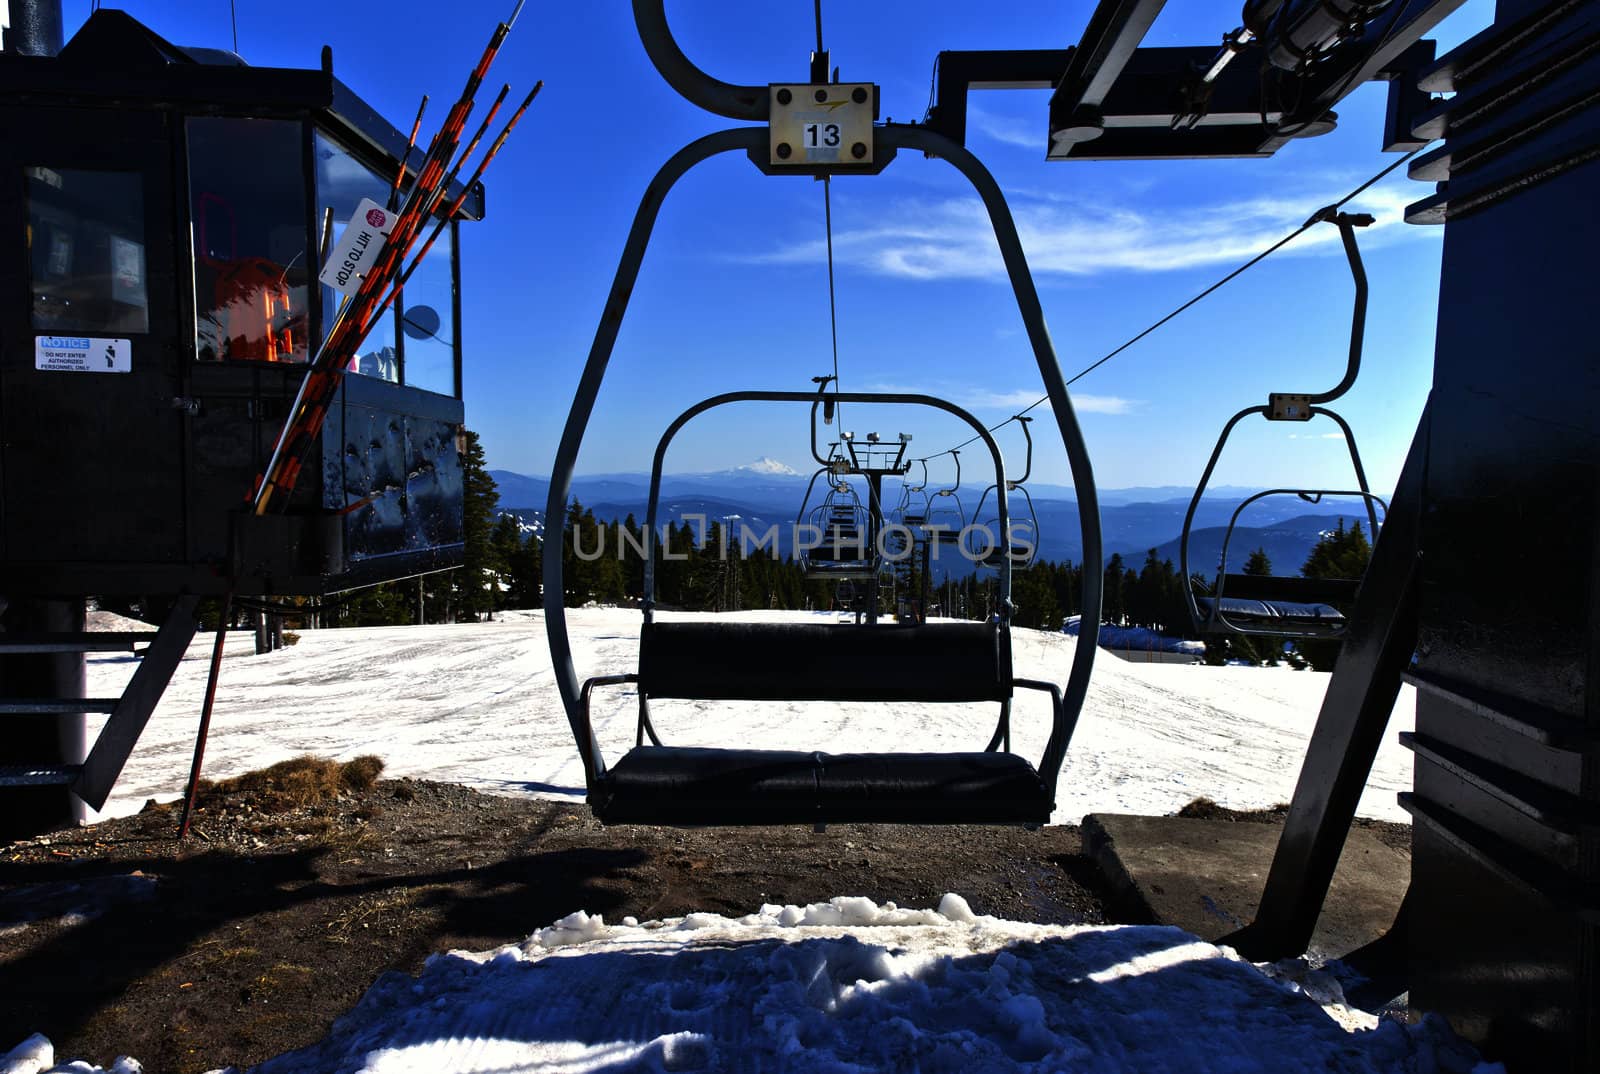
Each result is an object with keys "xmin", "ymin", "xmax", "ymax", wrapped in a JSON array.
[
  {"xmin": 1302, "ymin": 211, "xmax": 1371, "ymax": 405},
  {"xmin": 632, "ymin": 0, "xmax": 769, "ymax": 121}
]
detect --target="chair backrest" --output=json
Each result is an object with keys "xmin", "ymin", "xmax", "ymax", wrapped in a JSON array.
[{"xmin": 639, "ymin": 620, "xmax": 1012, "ymax": 703}]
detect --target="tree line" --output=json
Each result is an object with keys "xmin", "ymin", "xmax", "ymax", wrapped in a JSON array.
[{"xmin": 295, "ymin": 430, "xmax": 1376, "ymax": 674}]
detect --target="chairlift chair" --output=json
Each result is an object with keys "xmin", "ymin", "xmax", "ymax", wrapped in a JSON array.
[
  {"xmin": 924, "ymin": 451, "xmax": 968, "ymax": 544},
  {"xmin": 894, "ymin": 459, "xmax": 931, "ymax": 527},
  {"xmin": 970, "ymin": 416, "xmax": 1041, "ymax": 570},
  {"xmin": 541, "ymin": 41, "xmax": 1104, "ymax": 828},
  {"xmin": 1179, "ymin": 211, "xmax": 1382, "ymax": 640},
  {"xmin": 799, "ymin": 476, "xmax": 879, "ymax": 581}
]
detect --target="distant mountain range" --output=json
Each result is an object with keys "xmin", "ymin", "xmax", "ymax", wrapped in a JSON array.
[{"xmin": 490, "ymin": 466, "xmax": 1377, "ymax": 574}]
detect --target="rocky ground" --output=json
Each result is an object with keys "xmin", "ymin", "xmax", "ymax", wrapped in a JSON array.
[{"xmin": 1, "ymin": 758, "xmax": 1118, "ymax": 1074}]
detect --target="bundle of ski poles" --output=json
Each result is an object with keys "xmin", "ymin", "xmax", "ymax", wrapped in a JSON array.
[{"xmin": 250, "ymin": 0, "xmax": 540, "ymax": 516}]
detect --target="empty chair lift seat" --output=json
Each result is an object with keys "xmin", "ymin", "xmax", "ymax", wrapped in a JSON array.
[{"xmin": 588, "ymin": 620, "xmax": 1054, "ymax": 825}]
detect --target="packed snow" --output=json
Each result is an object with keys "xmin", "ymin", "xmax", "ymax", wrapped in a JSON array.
[
  {"xmin": 2, "ymin": 609, "xmax": 1470, "ymax": 1072},
  {"xmin": 5, "ymin": 895, "xmax": 1500, "ymax": 1074},
  {"xmin": 81, "ymin": 607, "xmax": 1414, "ymax": 825}
]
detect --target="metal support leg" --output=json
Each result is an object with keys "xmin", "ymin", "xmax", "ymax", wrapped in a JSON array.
[{"xmin": 1223, "ymin": 405, "xmax": 1429, "ymax": 961}]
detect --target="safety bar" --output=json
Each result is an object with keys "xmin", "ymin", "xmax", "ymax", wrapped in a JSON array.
[{"xmin": 644, "ymin": 391, "xmax": 1011, "ymax": 618}]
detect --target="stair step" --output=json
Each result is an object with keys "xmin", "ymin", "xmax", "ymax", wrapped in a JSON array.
[
  {"xmin": 0, "ymin": 632, "xmax": 156, "ymax": 654},
  {"xmin": 0, "ymin": 764, "xmax": 81, "ymax": 787},
  {"xmin": 0, "ymin": 698, "xmax": 121, "ymax": 714}
]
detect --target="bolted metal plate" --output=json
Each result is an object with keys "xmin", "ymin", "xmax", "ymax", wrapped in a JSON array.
[
  {"xmin": 1269, "ymin": 393, "xmax": 1314, "ymax": 421},
  {"xmin": 769, "ymin": 83, "xmax": 876, "ymax": 167}
]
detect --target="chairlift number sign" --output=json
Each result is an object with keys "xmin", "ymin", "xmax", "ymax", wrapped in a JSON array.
[{"xmin": 769, "ymin": 83, "xmax": 876, "ymax": 168}]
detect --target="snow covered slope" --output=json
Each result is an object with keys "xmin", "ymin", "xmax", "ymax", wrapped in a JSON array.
[{"xmin": 84, "ymin": 608, "xmax": 1413, "ymax": 825}]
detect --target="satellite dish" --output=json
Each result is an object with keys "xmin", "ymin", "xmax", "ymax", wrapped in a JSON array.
[{"xmin": 401, "ymin": 305, "xmax": 442, "ymax": 341}]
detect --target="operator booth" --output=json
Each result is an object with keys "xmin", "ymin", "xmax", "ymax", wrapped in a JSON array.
[
  {"xmin": 0, "ymin": 5, "xmax": 497, "ymax": 836},
  {"xmin": 0, "ymin": 8, "xmax": 481, "ymax": 597}
]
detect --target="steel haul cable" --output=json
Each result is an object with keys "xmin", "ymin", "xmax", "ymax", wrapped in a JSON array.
[{"xmin": 910, "ymin": 145, "xmax": 1424, "ymax": 466}]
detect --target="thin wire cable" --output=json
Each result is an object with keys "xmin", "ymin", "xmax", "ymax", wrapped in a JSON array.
[
  {"xmin": 230, "ymin": 0, "xmax": 238, "ymax": 54},
  {"xmin": 815, "ymin": 0, "xmax": 843, "ymax": 422},
  {"xmin": 824, "ymin": 178, "xmax": 841, "ymax": 397},
  {"xmin": 910, "ymin": 145, "xmax": 1424, "ymax": 464}
]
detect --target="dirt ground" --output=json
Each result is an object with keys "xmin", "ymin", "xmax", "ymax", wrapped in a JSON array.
[{"xmin": 0, "ymin": 760, "xmax": 1116, "ymax": 1074}]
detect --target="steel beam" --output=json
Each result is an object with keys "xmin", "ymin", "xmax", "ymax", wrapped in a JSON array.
[
  {"xmin": 1222, "ymin": 406, "xmax": 1430, "ymax": 961},
  {"xmin": 1048, "ymin": 0, "xmax": 1168, "ymax": 140}
]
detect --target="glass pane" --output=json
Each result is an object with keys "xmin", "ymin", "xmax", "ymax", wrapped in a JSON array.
[
  {"xmin": 314, "ymin": 131, "xmax": 397, "ymax": 382},
  {"xmin": 399, "ymin": 226, "xmax": 456, "ymax": 396},
  {"xmin": 26, "ymin": 167, "xmax": 150, "ymax": 334},
  {"xmin": 187, "ymin": 117, "xmax": 310, "ymax": 363}
]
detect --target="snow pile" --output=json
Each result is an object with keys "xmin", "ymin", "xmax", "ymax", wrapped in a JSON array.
[
  {"xmin": 0, "ymin": 1033, "xmax": 141, "ymax": 1074},
  {"xmin": 1064, "ymin": 616, "xmax": 1205, "ymax": 656},
  {"xmin": 3, "ymin": 896, "xmax": 1493, "ymax": 1074}
]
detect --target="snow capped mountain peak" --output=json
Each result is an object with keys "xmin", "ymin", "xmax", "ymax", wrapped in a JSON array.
[{"xmin": 736, "ymin": 456, "xmax": 799, "ymax": 476}]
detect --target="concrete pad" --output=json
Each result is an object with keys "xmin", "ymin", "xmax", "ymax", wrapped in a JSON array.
[{"xmin": 1082, "ymin": 813, "xmax": 1409, "ymax": 962}]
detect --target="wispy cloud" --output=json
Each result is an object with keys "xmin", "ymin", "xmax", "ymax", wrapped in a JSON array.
[
  {"xmin": 1287, "ymin": 431, "xmax": 1347, "ymax": 440},
  {"xmin": 861, "ymin": 382, "xmax": 1137, "ymax": 416},
  {"xmin": 750, "ymin": 178, "xmax": 1430, "ymax": 282},
  {"xmin": 968, "ymin": 106, "xmax": 1043, "ymax": 149}
]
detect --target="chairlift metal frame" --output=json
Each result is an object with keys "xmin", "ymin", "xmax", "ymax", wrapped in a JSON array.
[{"xmin": 542, "ymin": 0, "xmax": 1103, "ymax": 826}]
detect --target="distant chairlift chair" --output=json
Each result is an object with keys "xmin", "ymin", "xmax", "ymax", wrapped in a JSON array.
[
  {"xmin": 1179, "ymin": 210, "xmax": 1384, "ymax": 639},
  {"xmin": 970, "ymin": 415, "xmax": 1040, "ymax": 570},
  {"xmin": 924, "ymin": 451, "xmax": 968, "ymax": 547},
  {"xmin": 798, "ymin": 471, "xmax": 880, "ymax": 581}
]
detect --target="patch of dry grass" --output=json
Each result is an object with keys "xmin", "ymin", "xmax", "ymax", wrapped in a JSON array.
[{"xmin": 197, "ymin": 756, "xmax": 385, "ymax": 814}]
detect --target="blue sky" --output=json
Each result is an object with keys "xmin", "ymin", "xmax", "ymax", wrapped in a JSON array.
[{"xmin": 59, "ymin": 0, "xmax": 1492, "ymax": 493}]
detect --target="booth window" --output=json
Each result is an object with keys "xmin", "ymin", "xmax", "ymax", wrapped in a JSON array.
[
  {"xmin": 314, "ymin": 131, "xmax": 460, "ymax": 395},
  {"xmin": 26, "ymin": 167, "xmax": 150, "ymax": 334},
  {"xmin": 314, "ymin": 132, "xmax": 398, "ymax": 383},
  {"xmin": 398, "ymin": 226, "xmax": 455, "ymax": 396},
  {"xmin": 187, "ymin": 117, "xmax": 311, "ymax": 363}
]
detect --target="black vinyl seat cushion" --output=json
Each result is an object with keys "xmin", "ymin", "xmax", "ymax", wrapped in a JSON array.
[
  {"xmin": 595, "ymin": 746, "xmax": 1050, "ymax": 825},
  {"xmin": 639, "ymin": 620, "xmax": 1010, "ymax": 702}
]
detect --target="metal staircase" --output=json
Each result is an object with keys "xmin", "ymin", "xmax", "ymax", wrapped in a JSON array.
[{"xmin": 0, "ymin": 596, "xmax": 199, "ymax": 817}]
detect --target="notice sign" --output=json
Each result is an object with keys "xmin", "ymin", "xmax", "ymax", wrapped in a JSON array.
[
  {"xmin": 318, "ymin": 198, "xmax": 398, "ymax": 297},
  {"xmin": 35, "ymin": 335, "xmax": 131, "ymax": 373}
]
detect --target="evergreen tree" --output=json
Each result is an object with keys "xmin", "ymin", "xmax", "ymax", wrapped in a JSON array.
[
  {"xmin": 1297, "ymin": 518, "xmax": 1373, "ymax": 671},
  {"xmin": 1301, "ymin": 519, "xmax": 1372, "ymax": 580},
  {"xmin": 1011, "ymin": 565, "xmax": 1060, "ymax": 629},
  {"xmin": 1103, "ymin": 553, "xmax": 1126, "ymax": 625},
  {"xmin": 1243, "ymin": 547, "xmax": 1273, "ymax": 576},
  {"xmin": 454, "ymin": 429, "xmax": 501, "ymax": 622}
]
